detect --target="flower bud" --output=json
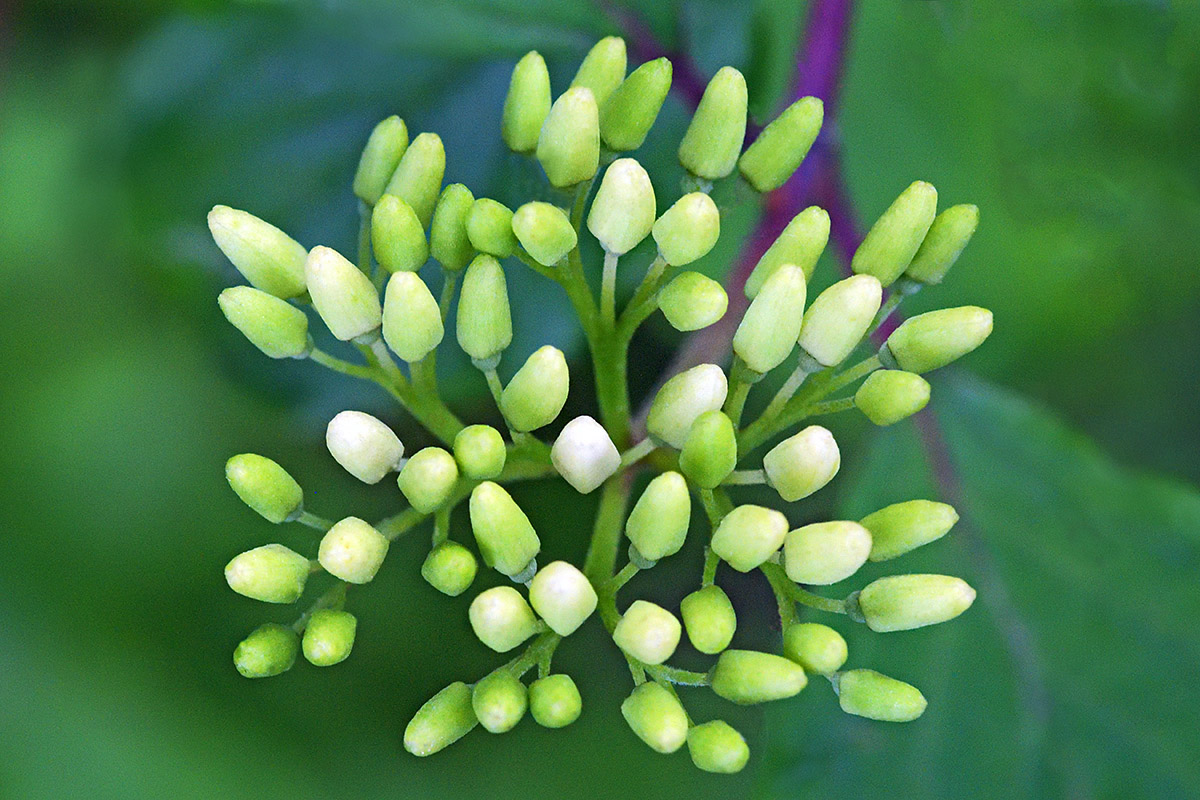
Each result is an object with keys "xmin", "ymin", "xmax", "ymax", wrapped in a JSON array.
[
  {"xmin": 836, "ymin": 669, "xmax": 926, "ymax": 722},
  {"xmin": 536, "ymin": 87, "xmax": 600, "ymax": 188},
  {"xmin": 456, "ymin": 255, "xmax": 512, "ymax": 363},
  {"xmin": 680, "ymin": 585, "xmax": 736, "ymax": 654},
  {"xmin": 782, "ymin": 622, "xmax": 847, "ymax": 674},
  {"xmin": 453, "ymin": 424, "xmax": 506, "ymax": 480},
  {"xmin": 710, "ymin": 505, "xmax": 788, "ymax": 573},
  {"xmin": 620, "ymin": 682, "xmax": 688, "ymax": 753},
  {"xmin": 762, "ymin": 425, "xmax": 840, "ymax": 502},
  {"xmin": 551, "ymin": 415, "xmax": 621, "ymax": 494},
  {"xmin": 854, "ymin": 370, "xmax": 930, "ymax": 425},
  {"xmin": 353, "ymin": 116, "xmax": 409, "ymax": 205},
  {"xmin": 678, "ymin": 66, "xmax": 747, "ymax": 180},
  {"xmin": 679, "ymin": 410, "xmax": 737, "ymax": 489},
  {"xmin": 404, "ymin": 682, "xmax": 478, "ymax": 756},
  {"xmin": 861, "ymin": 499, "xmax": 957, "ymax": 561},
  {"xmin": 745, "ymin": 206, "xmax": 829, "ymax": 296},
  {"xmin": 529, "ymin": 674, "xmax": 581, "ymax": 728},
  {"xmin": 472, "ymin": 669, "xmax": 528, "ymax": 733},
  {"xmin": 651, "ymin": 192, "xmax": 720, "ymax": 267},
  {"xmin": 234, "ymin": 623, "xmax": 299, "ymax": 678},
  {"xmin": 612, "ymin": 600, "xmax": 681, "ymax": 665},
  {"xmin": 208, "ymin": 206, "xmax": 308, "ymax": 299},
  {"xmin": 371, "ymin": 195, "xmax": 427, "ymax": 273},
  {"xmin": 512, "ymin": 202, "xmax": 577, "ymax": 266},
  {"xmin": 658, "ymin": 271, "xmax": 728, "ymax": 332},
  {"xmin": 733, "ymin": 264, "xmax": 807, "ymax": 374},
  {"xmin": 382, "ymin": 131, "xmax": 445, "ymax": 227},
  {"xmin": 528, "ymin": 560, "xmax": 597, "ymax": 636},
  {"xmin": 625, "ymin": 471, "xmax": 691, "ymax": 561},
  {"xmin": 225, "ymin": 453, "xmax": 303, "ymax": 523},
  {"xmin": 325, "ymin": 410, "xmax": 404, "ymax": 484},
  {"xmin": 382, "ymin": 271, "xmax": 444, "ymax": 363},
  {"xmin": 302, "ymin": 609, "xmax": 357, "ymax": 666},
  {"xmin": 318, "ymin": 517, "xmax": 390, "ymax": 584},
  {"xmin": 797, "ymin": 274, "xmax": 882, "ymax": 367},
  {"xmin": 502, "ymin": 51, "xmax": 551, "ymax": 153},
  {"xmin": 429, "ymin": 184, "xmax": 476, "ymax": 272},
  {"xmin": 305, "ymin": 246, "xmax": 382, "ymax": 342},
  {"xmin": 570, "ymin": 36, "xmax": 627, "ymax": 107},
  {"xmin": 469, "ymin": 586, "xmax": 539, "ymax": 652},
  {"xmin": 421, "ymin": 541, "xmax": 478, "ymax": 597},
  {"xmin": 466, "ymin": 198, "xmax": 518, "ymax": 258},
  {"xmin": 397, "ymin": 447, "xmax": 458, "ymax": 514},
  {"xmin": 783, "ymin": 521, "xmax": 872, "ymax": 585},
  {"xmin": 600, "ymin": 57, "xmax": 672, "ymax": 151},
  {"xmin": 469, "ymin": 481, "xmax": 541, "ymax": 577},
  {"xmin": 587, "ymin": 158, "xmax": 656, "ymax": 255},
  {"xmin": 218, "ymin": 286, "xmax": 310, "ymax": 359},
  {"xmin": 687, "ymin": 720, "xmax": 749, "ymax": 774},
  {"xmin": 711, "ymin": 649, "xmax": 807, "ymax": 704},
  {"xmin": 906, "ymin": 204, "xmax": 978, "ymax": 285},
  {"xmin": 645, "ymin": 363, "xmax": 728, "ymax": 448},
  {"xmin": 881, "ymin": 306, "xmax": 993, "ymax": 373},
  {"xmin": 851, "ymin": 180, "xmax": 937, "ymax": 286},
  {"xmin": 738, "ymin": 95, "xmax": 823, "ymax": 192},
  {"xmin": 500, "ymin": 345, "xmax": 569, "ymax": 432},
  {"xmin": 856, "ymin": 574, "xmax": 976, "ymax": 632},
  {"xmin": 225, "ymin": 543, "xmax": 310, "ymax": 603}
]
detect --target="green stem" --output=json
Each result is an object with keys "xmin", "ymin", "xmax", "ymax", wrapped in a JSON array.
[
  {"xmin": 755, "ymin": 363, "xmax": 811, "ymax": 432},
  {"xmin": 583, "ymin": 476, "xmax": 631, "ymax": 585},
  {"xmin": 701, "ymin": 548, "xmax": 718, "ymax": 587},
  {"xmin": 723, "ymin": 357, "xmax": 755, "ymax": 428},
  {"xmin": 432, "ymin": 507, "xmax": 451, "ymax": 547},
  {"xmin": 808, "ymin": 397, "xmax": 857, "ymax": 417},
  {"xmin": 357, "ymin": 201, "xmax": 372, "ymax": 275},
  {"xmin": 621, "ymin": 254, "xmax": 668, "ymax": 320},
  {"xmin": 438, "ymin": 269, "xmax": 458, "ymax": 322},
  {"xmin": 513, "ymin": 249, "xmax": 560, "ymax": 282},
  {"xmin": 505, "ymin": 632, "xmax": 561, "ymax": 678},
  {"xmin": 618, "ymin": 438, "xmax": 656, "ymax": 468},
  {"xmin": 760, "ymin": 562, "xmax": 847, "ymax": 614},
  {"xmin": 291, "ymin": 582, "xmax": 348, "ymax": 633},
  {"xmin": 295, "ymin": 510, "xmax": 333, "ymax": 531},
  {"xmin": 601, "ymin": 251, "xmax": 619, "ymax": 327},
  {"xmin": 605, "ymin": 561, "xmax": 640, "ymax": 593},
  {"xmin": 645, "ymin": 663, "xmax": 711, "ymax": 687},
  {"xmin": 307, "ymin": 347, "xmax": 376, "ymax": 381},
  {"xmin": 761, "ymin": 560, "xmax": 798, "ymax": 628},
  {"xmin": 723, "ymin": 469, "xmax": 765, "ymax": 486}
]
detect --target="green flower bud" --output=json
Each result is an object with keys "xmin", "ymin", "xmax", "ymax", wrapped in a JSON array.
[
  {"xmin": 733, "ymin": 264, "xmax": 807, "ymax": 374},
  {"xmin": 325, "ymin": 410, "xmax": 404, "ymax": 484},
  {"xmin": 469, "ymin": 586, "xmax": 539, "ymax": 652},
  {"xmin": 836, "ymin": 669, "xmax": 926, "ymax": 722},
  {"xmin": 782, "ymin": 622, "xmax": 847, "ymax": 675},
  {"xmin": 218, "ymin": 286, "xmax": 310, "ymax": 359},
  {"xmin": 612, "ymin": 600, "xmax": 681, "ymax": 665},
  {"xmin": 404, "ymin": 682, "xmax": 478, "ymax": 756},
  {"xmin": 570, "ymin": 36, "xmax": 627, "ymax": 107},
  {"xmin": 710, "ymin": 505, "xmax": 788, "ymax": 573},
  {"xmin": 680, "ymin": 585, "xmax": 736, "ymax": 654},
  {"xmin": 711, "ymin": 649, "xmax": 807, "ymax": 704},
  {"xmin": 456, "ymin": 255, "xmax": 512, "ymax": 363},
  {"xmin": 429, "ymin": 184, "xmax": 476, "ymax": 272},
  {"xmin": 797, "ymin": 274, "xmax": 882, "ymax": 367},
  {"xmin": 745, "ymin": 206, "xmax": 829, "ymax": 296},
  {"xmin": 600, "ymin": 57, "xmax": 672, "ymax": 151},
  {"xmin": 620, "ymin": 682, "xmax": 688, "ymax": 753},
  {"xmin": 625, "ymin": 471, "xmax": 691, "ymax": 561},
  {"xmin": 783, "ymin": 521, "xmax": 872, "ymax": 585},
  {"xmin": 382, "ymin": 271, "xmax": 444, "ymax": 363},
  {"xmin": 453, "ymin": 424, "xmax": 507, "ymax": 480},
  {"xmin": 851, "ymin": 180, "xmax": 938, "ymax": 286},
  {"xmin": 305, "ymin": 246, "xmax": 382, "ymax": 342},
  {"xmin": 382, "ymin": 132, "xmax": 445, "ymax": 227},
  {"xmin": 658, "ymin": 271, "xmax": 728, "ymax": 332},
  {"xmin": 234, "ymin": 623, "xmax": 299, "ymax": 678},
  {"xmin": 881, "ymin": 306, "xmax": 993, "ymax": 374},
  {"xmin": 469, "ymin": 481, "xmax": 541, "ymax": 577},
  {"xmin": 854, "ymin": 370, "xmax": 931, "ymax": 426},
  {"xmin": 302, "ymin": 609, "xmax": 357, "ymax": 667},
  {"xmin": 224, "ymin": 543, "xmax": 310, "ymax": 603},
  {"xmin": 421, "ymin": 541, "xmax": 478, "ymax": 597},
  {"xmin": 397, "ymin": 447, "xmax": 459, "ymax": 514},
  {"xmin": 651, "ymin": 192, "xmax": 720, "ymax": 267},
  {"xmin": 466, "ymin": 198, "xmax": 518, "ymax": 258},
  {"xmin": 225, "ymin": 453, "xmax": 303, "ymax": 523},
  {"xmin": 318, "ymin": 517, "xmax": 390, "ymax": 584},
  {"xmin": 645, "ymin": 363, "xmax": 728, "ymax": 448},
  {"xmin": 208, "ymin": 206, "xmax": 308, "ymax": 299},
  {"xmin": 906, "ymin": 204, "xmax": 979, "ymax": 285},
  {"xmin": 551, "ymin": 415, "xmax": 620, "ymax": 495},
  {"xmin": 353, "ymin": 116, "xmax": 409, "ymax": 205},
  {"xmin": 738, "ymin": 95, "xmax": 823, "ymax": 192},
  {"xmin": 500, "ymin": 345, "xmax": 569, "ymax": 432},
  {"xmin": 472, "ymin": 669, "xmax": 528, "ymax": 734},
  {"xmin": 678, "ymin": 66, "xmax": 747, "ymax": 180},
  {"xmin": 512, "ymin": 202, "xmax": 577, "ymax": 266},
  {"xmin": 861, "ymin": 499, "xmax": 957, "ymax": 562},
  {"xmin": 371, "ymin": 195, "xmax": 427, "ymax": 273},
  {"xmin": 679, "ymin": 410, "xmax": 737, "ymax": 489},
  {"xmin": 855, "ymin": 574, "xmax": 976, "ymax": 632},
  {"xmin": 502, "ymin": 51, "xmax": 551, "ymax": 153},
  {"xmin": 528, "ymin": 560, "xmax": 597, "ymax": 636},
  {"xmin": 529, "ymin": 674, "xmax": 581, "ymax": 728},
  {"xmin": 587, "ymin": 158, "xmax": 656, "ymax": 255},
  {"xmin": 536, "ymin": 87, "xmax": 600, "ymax": 188},
  {"xmin": 687, "ymin": 720, "xmax": 750, "ymax": 774},
  {"xmin": 762, "ymin": 425, "xmax": 840, "ymax": 502}
]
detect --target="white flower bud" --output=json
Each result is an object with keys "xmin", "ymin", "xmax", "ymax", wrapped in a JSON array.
[
  {"xmin": 325, "ymin": 410, "xmax": 404, "ymax": 484},
  {"xmin": 551, "ymin": 416, "xmax": 621, "ymax": 494}
]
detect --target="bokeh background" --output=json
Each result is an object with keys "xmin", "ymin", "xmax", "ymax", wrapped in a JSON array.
[{"xmin": 2, "ymin": 1, "xmax": 1198, "ymax": 798}]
